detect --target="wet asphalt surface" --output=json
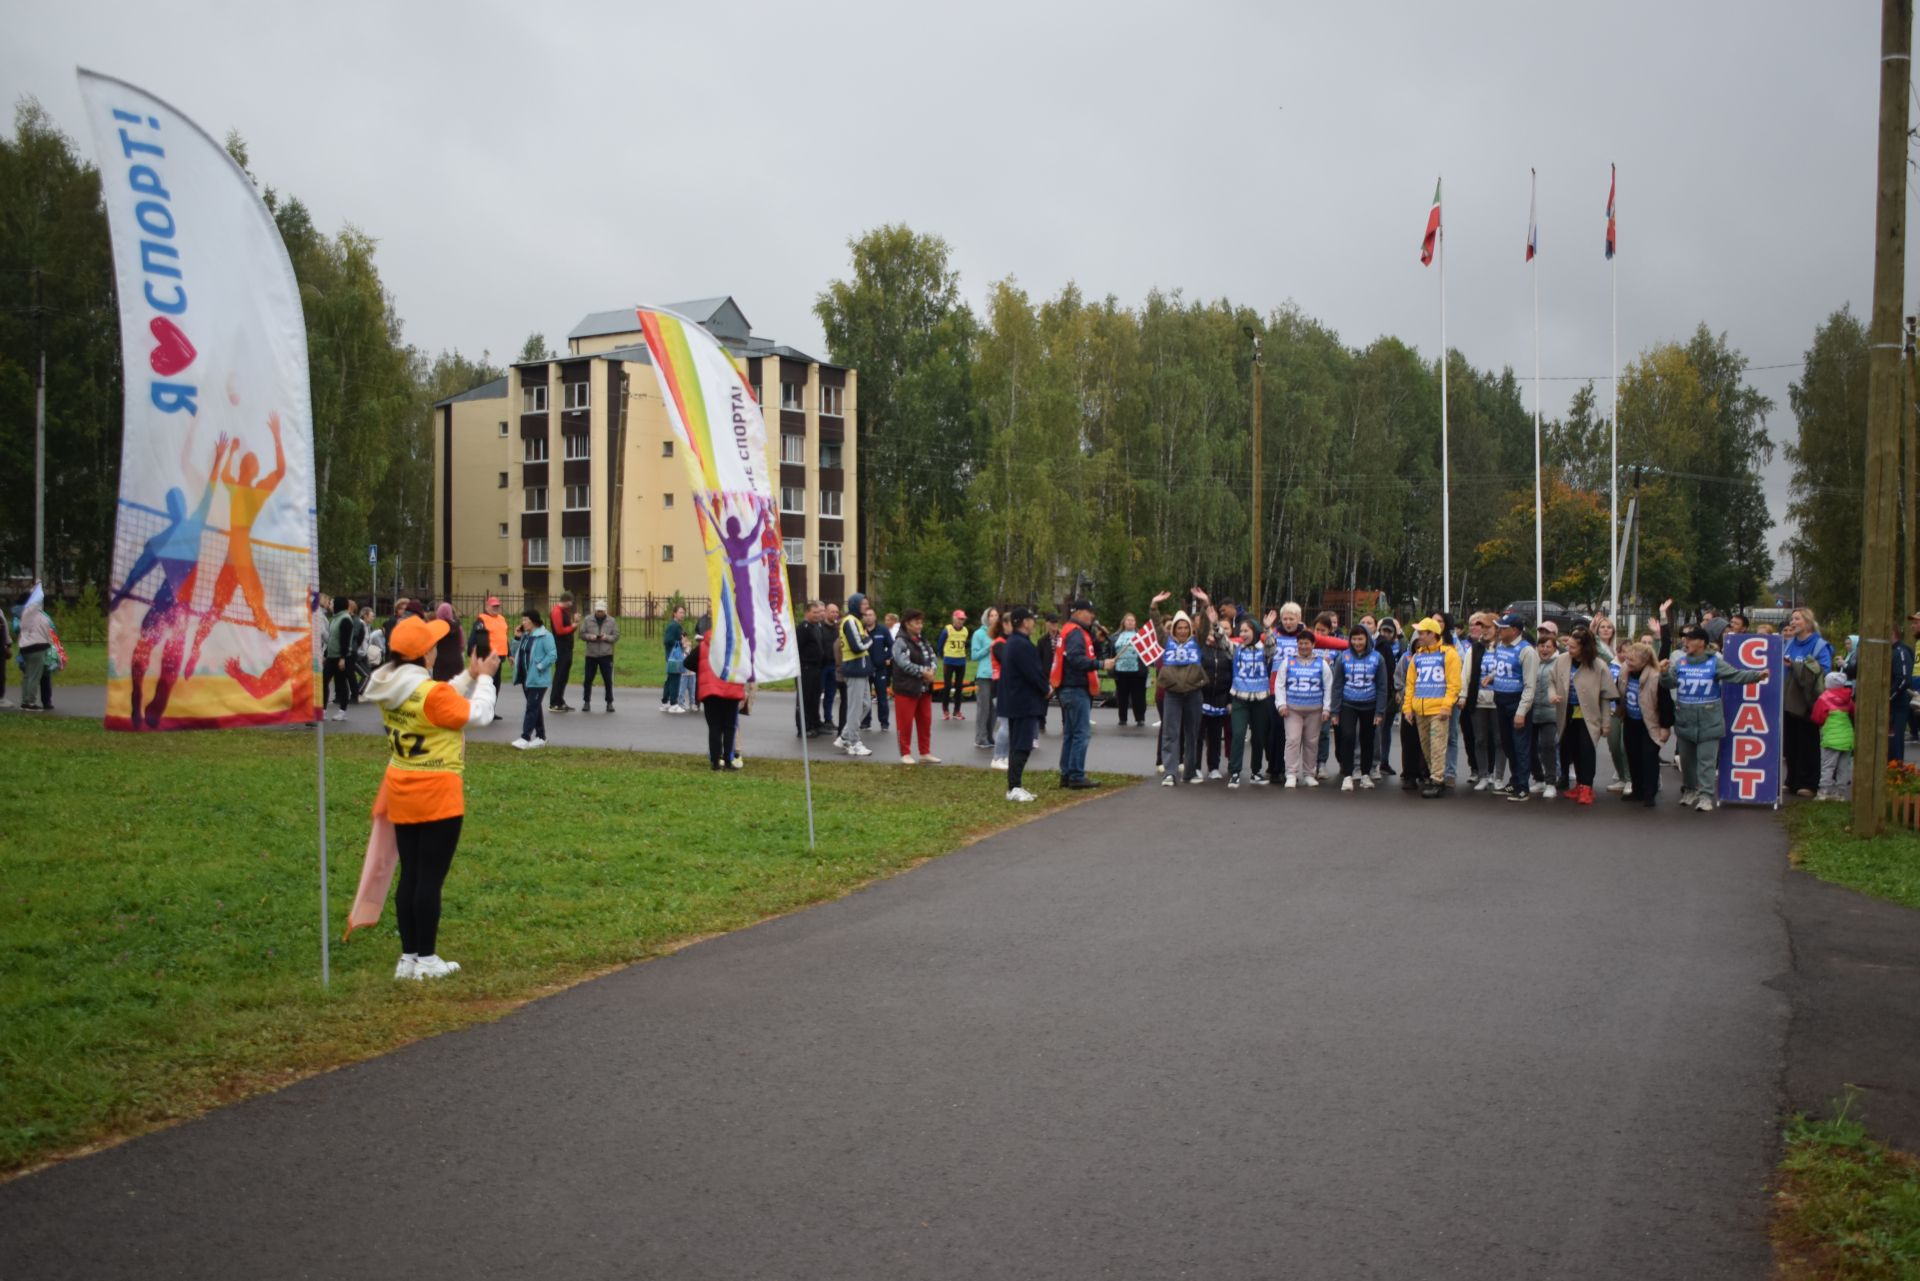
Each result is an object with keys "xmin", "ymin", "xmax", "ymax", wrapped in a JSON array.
[{"xmin": 0, "ymin": 734, "xmax": 1798, "ymax": 1280}]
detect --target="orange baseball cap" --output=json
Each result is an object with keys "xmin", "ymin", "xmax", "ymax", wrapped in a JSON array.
[{"xmin": 388, "ymin": 616, "xmax": 450, "ymax": 660}]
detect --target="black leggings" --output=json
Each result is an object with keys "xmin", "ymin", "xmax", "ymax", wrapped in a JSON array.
[
  {"xmin": 1567, "ymin": 721, "xmax": 1597, "ymax": 787},
  {"xmin": 1113, "ymin": 671, "xmax": 1148, "ymax": 725},
  {"xmin": 394, "ymin": 815, "xmax": 463, "ymax": 957},
  {"xmin": 1202, "ymin": 713, "xmax": 1228, "ymax": 771},
  {"xmin": 1623, "ymin": 716, "xmax": 1660, "ymax": 807},
  {"xmin": 944, "ymin": 662, "xmax": 967, "ymax": 714},
  {"xmin": 1334, "ymin": 701, "xmax": 1377, "ymax": 776},
  {"xmin": 704, "ymin": 696, "xmax": 740, "ymax": 766}
]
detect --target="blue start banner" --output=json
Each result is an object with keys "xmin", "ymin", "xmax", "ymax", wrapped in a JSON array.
[{"xmin": 1717, "ymin": 633, "xmax": 1783, "ymax": 807}]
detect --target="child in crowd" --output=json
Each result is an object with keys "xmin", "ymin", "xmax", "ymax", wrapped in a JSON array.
[{"xmin": 1810, "ymin": 671, "xmax": 1855, "ymax": 801}]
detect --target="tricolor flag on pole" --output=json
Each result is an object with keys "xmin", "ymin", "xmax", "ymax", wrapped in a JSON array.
[
  {"xmin": 1605, "ymin": 164, "xmax": 1617, "ymax": 260},
  {"xmin": 1526, "ymin": 169, "xmax": 1539, "ymax": 262},
  {"xmin": 80, "ymin": 71, "xmax": 319, "ymax": 733},
  {"xmin": 1420, "ymin": 178, "xmax": 1442, "ymax": 266},
  {"xmin": 634, "ymin": 307, "xmax": 800, "ymax": 685}
]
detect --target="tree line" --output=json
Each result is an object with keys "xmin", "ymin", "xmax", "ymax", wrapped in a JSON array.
[
  {"xmin": 817, "ymin": 224, "xmax": 1784, "ymax": 622},
  {"xmin": 6, "ymin": 95, "xmax": 1834, "ymax": 623}
]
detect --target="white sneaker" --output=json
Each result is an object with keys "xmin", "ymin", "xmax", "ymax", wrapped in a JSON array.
[
  {"xmin": 0, "ymin": 698, "xmax": 13, "ymax": 708},
  {"xmin": 1007, "ymin": 787, "xmax": 1037, "ymax": 803},
  {"xmin": 847, "ymin": 743, "xmax": 873, "ymax": 757},
  {"xmin": 329, "ymin": 709, "xmax": 347, "ymax": 722},
  {"xmin": 991, "ymin": 758, "xmax": 1009, "ymax": 770},
  {"xmin": 1696, "ymin": 795, "xmax": 1714, "ymax": 812},
  {"xmin": 1622, "ymin": 785, "xmax": 1634, "ymax": 798},
  {"xmin": 511, "ymin": 738, "xmax": 532, "ymax": 749},
  {"xmin": 1340, "ymin": 776, "xmax": 1354, "ymax": 792},
  {"xmin": 1474, "ymin": 777, "xmax": 1493, "ymax": 792},
  {"xmin": 1208, "ymin": 769, "xmax": 1223, "ymax": 781},
  {"xmin": 1606, "ymin": 780, "xmax": 1627, "ymax": 793},
  {"xmin": 412, "ymin": 954, "xmax": 462, "ymax": 979},
  {"xmin": 1150, "ymin": 718, "xmax": 1161, "ymax": 727},
  {"xmin": 670, "ymin": 704, "xmax": 688, "ymax": 714},
  {"xmin": 730, "ymin": 755, "xmax": 744, "ymax": 769},
  {"xmin": 1543, "ymin": 785, "xmax": 1557, "ymax": 800},
  {"xmin": 921, "ymin": 754, "xmax": 942, "ymax": 764},
  {"xmin": 1678, "ymin": 789, "xmax": 1696, "ymax": 807},
  {"xmin": 1155, "ymin": 763, "xmax": 1165, "ymax": 774},
  {"xmin": 1161, "ymin": 775, "xmax": 1176, "ymax": 787},
  {"xmin": 901, "ymin": 754, "xmax": 917, "ymax": 765},
  {"xmin": 1528, "ymin": 780, "xmax": 1544, "ymax": 794},
  {"xmin": 1304, "ymin": 775, "xmax": 1319, "ymax": 787},
  {"xmin": 528, "ymin": 738, "xmax": 546, "ymax": 749},
  {"xmin": 1188, "ymin": 774, "xmax": 1206, "ymax": 784},
  {"xmin": 1284, "ymin": 776, "xmax": 1297, "ymax": 789},
  {"xmin": 1358, "ymin": 774, "xmax": 1376, "ymax": 789},
  {"xmin": 394, "ymin": 954, "xmax": 418, "ymax": 980},
  {"xmin": 1368, "ymin": 768, "xmax": 1382, "ymax": 780}
]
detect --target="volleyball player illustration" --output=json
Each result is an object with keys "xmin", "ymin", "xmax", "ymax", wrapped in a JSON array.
[
  {"xmin": 187, "ymin": 412, "xmax": 287, "ymax": 676},
  {"xmin": 111, "ymin": 429, "xmax": 232, "ymax": 727}
]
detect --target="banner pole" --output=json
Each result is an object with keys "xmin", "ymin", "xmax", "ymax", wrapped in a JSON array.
[
  {"xmin": 1609, "ymin": 170, "xmax": 1621, "ymax": 624},
  {"xmin": 1532, "ymin": 171, "xmax": 1544, "ymax": 627},
  {"xmin": 316, "ymin": 717, "xmax": 331, "ymax": 985},
  {"xmin": 1439, "ymin": 203, "xmax": 1451, "ymax": 615},
  {"xmin": 795, "ymin": 680, "xmax": 816, "ymax": 849}
]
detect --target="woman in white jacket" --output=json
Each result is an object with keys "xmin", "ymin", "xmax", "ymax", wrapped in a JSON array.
[{"xmin": 1275, "ymin": 630, "xmax": 1334, "ymax": 787}]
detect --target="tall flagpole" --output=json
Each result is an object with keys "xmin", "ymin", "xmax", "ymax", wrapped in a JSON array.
[
  {"xmin": 1609, "ymin": 164, "xmax": 1620, "ymax": 623},
  {"xmin": 1531, "ymin": 168, "xmax": 1544, "ymax": 627},
  {"xmin": 1440, "ymin": 188, "xmax": 1451, "ymax": 614}
]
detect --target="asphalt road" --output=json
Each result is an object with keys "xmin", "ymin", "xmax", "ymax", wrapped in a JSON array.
[{"xmin": 0, "ymin": 774, "xmax": 1790, "ymax": 1279}]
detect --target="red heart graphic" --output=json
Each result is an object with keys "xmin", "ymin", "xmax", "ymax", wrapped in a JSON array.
[{"xmin": 149, "ymin": 316, "xmax": 197, "ymax": 377}]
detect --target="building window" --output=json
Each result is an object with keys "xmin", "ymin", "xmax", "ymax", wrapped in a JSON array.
[
  {"xmin": 662, "ymin": 440, "xmax": 673, "ymax": 458},
  {"xmin": 820, "ymin": 384, "xmax": 844, "ymax": 417},
  {"xmin": 498, "ymin": 522, "xmax": 509, "ymax": 538},
  {"xmin": 564, "ymin": 433, "xmax": 590, "ymax": 461},
  {"xmin": 780, "ymin": 486, "xmax": 805, "ymax": 515},
  {"xmin": 498, "ymin": 421, "xmax": 509, "ymax": 437},
  {"xmin": 819, "ymin": 541, "xmax": 842, "ymax": 575},
  {"xmin": 525, "ymin": 486, "xmax": 547, "ymax": 513},
  {"xmin": 661, "ymin": 545, "xmax": 674, "ymax": 563},
  {"xmin": 820, "ymin": 490, "xmax": 842, "ymax": 517},
  {"xmin": 498, "ymin": 471, "xmax": 508, "ymax": 488},
  {"xmin": 663, "ymin": 492, "xmax": 674, "ymax": 508},
  {"xmin": 783, "ymin": 537, "xmax": 805, "ymax": 565},
  {"xmin": 499, "ymin": 573, "xmax": 509, "ymax": 587},
  {"xmin": 526, "ymin": 537, "xmax": 549, "ymax": 566},
  {"xmin": 563, "ymin": 381, "xmax": 590, "ymax": 411},
  {"xmin": 524, "ymin": 436, "xmax": 547, "ymax": 463},
  {"xmin": 564, "ymin": 483, "xmax": 590, "ymax": 511},
  {"xmin": 781, "ymin": 433, "xmax": 804, "ymax": 464},
  {"xmin": 563, "ymin": 536, "xmax": 590, "ymax": 565},
  {"xmin": 781, "ymin": 382, "xmax": 804, "ymax": 412},
  {"xmin": 819, "ymin": 439, "xmax": 842, "ymax": 470},
  {"xmin": 522, "ymin": 384, "xmax": 547, "ymax": 414}
]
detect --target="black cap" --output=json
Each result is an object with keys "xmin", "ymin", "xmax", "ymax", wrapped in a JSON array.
[
  {"xmin": 1068, "ymin": 598, "xmax": 1094, "ymax": 615},
  {"xmin": 1009, "ymin": 606, "xmax": 1036, "ymax": 625},
  {"xmin": 1679, "ymin": 624, "xmax": 1709, "ymax": 642}
]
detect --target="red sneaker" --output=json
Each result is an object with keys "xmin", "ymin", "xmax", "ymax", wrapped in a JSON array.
[{"xmin": 1576, "ymin": 785, "xmax": 1594, "ymax": 806}]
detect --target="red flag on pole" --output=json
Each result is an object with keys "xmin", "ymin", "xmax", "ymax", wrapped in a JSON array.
[{"xmin": 1420, "ymin": 179, "xmax": 1442, "ymax": 266}]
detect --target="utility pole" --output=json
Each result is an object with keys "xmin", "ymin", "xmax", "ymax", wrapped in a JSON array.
[
  {"xmin": 1904, "ymin": 315, "xmax": 1917, "ymax": 619},
  {"xmin": 33, "ymin": 266, "xmax": 46, "ymax": 585},
  {"xmin": 1246, "ymin": 327, "xmax": 1263, "ymax": 614},
  {"xmin": 1853, "ymin": 0, "xmax": 1911, "ymax": 838}
]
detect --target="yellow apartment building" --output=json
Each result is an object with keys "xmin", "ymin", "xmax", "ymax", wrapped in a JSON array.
[{"xmin": 431, "ymin": 297, "xmax": 858, "ymax": 613}]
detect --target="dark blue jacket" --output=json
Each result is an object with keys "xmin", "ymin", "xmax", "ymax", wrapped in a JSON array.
[
  {"xmin": 868, "ymin": 624, "xmax": 892, "ymax": 681},
  {"xmin": 999, "ymin": 631, "xmax": 1051, "ymax": 719}
]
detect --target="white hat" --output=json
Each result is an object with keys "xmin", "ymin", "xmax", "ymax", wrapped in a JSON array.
[{"xmin": 593, "ymin": 598, "xmax": 608, "ymax": 612}]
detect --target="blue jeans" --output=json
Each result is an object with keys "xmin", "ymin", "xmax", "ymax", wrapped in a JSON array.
[
  {"xmin": 1494, "ymin": 694, "xmax": 1532, "ymax": 794},
  {"xmin": 1446, "ymin": 703, "xmax": 1462, "ymax": 779},
  {"xmin": 1058, "ymin": 687, "xmax": 1091, "ymax": 781}
]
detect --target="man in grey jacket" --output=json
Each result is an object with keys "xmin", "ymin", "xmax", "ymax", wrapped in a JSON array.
[{"xmin": 579, "ymin": 599, "xmax": 620, "ymax": 711}]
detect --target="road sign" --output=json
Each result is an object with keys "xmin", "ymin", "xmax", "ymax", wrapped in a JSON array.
[{"xmin": 368, "ymin": 543, "xmax": 378, "ymax": 565}]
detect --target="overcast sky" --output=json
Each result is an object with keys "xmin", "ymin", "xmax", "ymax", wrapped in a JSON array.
[{"xmin": 6, "ymin": 0, "xmax": 1913, "ymax": 547}]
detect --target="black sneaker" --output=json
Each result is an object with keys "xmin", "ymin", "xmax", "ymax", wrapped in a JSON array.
[{"xmin": 1506, "ymin": 791, "xmax": 1530, "ymax": 803}]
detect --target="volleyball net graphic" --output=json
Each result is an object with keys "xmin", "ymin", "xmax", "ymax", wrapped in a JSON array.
[{"xmin": 112, "ymin": 499, "xmax": 315, "ymax": 634}]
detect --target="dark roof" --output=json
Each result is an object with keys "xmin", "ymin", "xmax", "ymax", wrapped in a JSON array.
[{"xmin": 432, "ymin": 375, "xmax": 507, "ymax": 408}]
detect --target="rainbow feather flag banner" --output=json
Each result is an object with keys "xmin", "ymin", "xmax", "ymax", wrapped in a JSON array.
[
  {"xmin": 80, "ymin": 70, "xmax": 319, "ymax": 732},
  {"xmin": 634, "ymin": 306, "xmax": 800, "ymax": 684}
]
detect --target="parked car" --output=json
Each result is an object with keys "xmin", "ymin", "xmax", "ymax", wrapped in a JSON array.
[{"xmin": 1500, "ymin": 600, "xmax": 1592, "ymax": 634}]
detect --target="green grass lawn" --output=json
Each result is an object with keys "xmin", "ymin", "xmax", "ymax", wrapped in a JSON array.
[
  {"xmin": 1775, "ymin": 1093, "xmax": 1920, "ymax": 1279},
  {"xmin": 0, "ymin": 715, "xmax": 1113, "ymax": 1175},
  {"xmin": 1786, "ymin": 803, "xmax": 1920, "ymax": 911}
]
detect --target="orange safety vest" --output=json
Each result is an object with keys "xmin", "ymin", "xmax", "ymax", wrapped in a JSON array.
[
  {"xmin": 480, "ymin": 611, "xmax": 508, "ymax": 661},
  {"xmin": 1049, "ymin": 620, "xmax": 1101, "ymax": 695}
]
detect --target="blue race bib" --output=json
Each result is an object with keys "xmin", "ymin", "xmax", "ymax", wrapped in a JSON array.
[
  {"xmin": 1413, "ymin": 650, "xmax": 1449, "ymax": 698},
  {"xmin": 1284, "ymin": 657, "xmax": 1324, "ymax": 700},
  {"xmin": 1492, "ymin": 641, "xmax": 1524, "ymax": 694},
  {"xmin": 1343, "ymin": 651, "xmax": 1380, "ymax": 702},
  {"xmin": 1674, "ymin": 656, "xmax": 1717, "ymax": 705},
  {"xmin": 1231, "ymin": 644, "xmax": 1270, "ymax": 694}
]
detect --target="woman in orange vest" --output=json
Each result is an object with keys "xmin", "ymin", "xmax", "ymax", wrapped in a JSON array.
[
  {"xmin": 359, "ymin": 615, "xmax": 500, "ymax": 979},
  {"xmin": 470, "ymin": 596, "xmax": 510, "ymax": 698}
]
